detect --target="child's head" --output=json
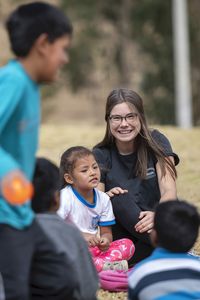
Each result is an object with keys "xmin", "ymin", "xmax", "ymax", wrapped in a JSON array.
[
  {"xmin": 151, "ymin": 200, "xmax": 200, "ymax": 253},
  {"xmin": 32, "ymin": 157, "xmax": 60, "ymax": 213},
  {"xmin": 6, "ymin": 2, "xmax": 73, "ymax": 82},
  {"xmin": 60, "ymin": 146, "xmax": 100, "ymax": 191},
  {"xmin": 6, "ymin": 2, "xmax": 73, "ymax": 57}
]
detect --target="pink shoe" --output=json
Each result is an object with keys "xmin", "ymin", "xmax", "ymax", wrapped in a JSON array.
[{"xmin": 102, "ymin": 260, "xmax": 128, "ymax": 271}]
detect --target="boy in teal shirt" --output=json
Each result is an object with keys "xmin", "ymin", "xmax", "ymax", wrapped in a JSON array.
[
  {"xmin": 0, "ymin": 59, "xmax": 40, "ymax": 228},
  {"xmin": 0, "ymin": 2, "xmax": 73, "ymax": 299}
]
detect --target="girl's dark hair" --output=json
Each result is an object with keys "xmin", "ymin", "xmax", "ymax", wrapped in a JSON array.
[
  {"xmin": 95, "ymin": 88, "xmax": 177, "ymax": 179},
  {"xmin": 60, "ymin": 146, "xmax": 93, "ymax": 189},
  {"xmin": 6, "ymin": 2, "xmax": 73, "ymax": 57}
]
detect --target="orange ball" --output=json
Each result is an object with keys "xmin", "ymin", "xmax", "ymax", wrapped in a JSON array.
[{"xmin": 2, "ymin": 175, "xmax": 33, "ymax": 205}]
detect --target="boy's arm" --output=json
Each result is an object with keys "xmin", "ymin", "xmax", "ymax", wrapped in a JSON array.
[
  {"xmin": 0, "ymin": 73, "xmax": 33, "ymax": 204},
  {"xmin": 0, "ymin": 73, "xmax": 24, "ymax": 180}
]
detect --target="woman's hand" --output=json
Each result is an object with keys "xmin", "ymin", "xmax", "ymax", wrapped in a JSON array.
[
  {"xmin": 98, "ymin": 237, "xmax": 110, "ymax": 251},
  {"xmin": 134, "ymin": 211, "xmax": 154, "ymax": 233},
  {"xmin": 106, "ymin": 187, "xmax": 128, "ymax": 198}
]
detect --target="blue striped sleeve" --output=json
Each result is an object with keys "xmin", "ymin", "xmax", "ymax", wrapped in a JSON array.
[{"xmin": 99, "ymin": 220, "xmax": 116, "ymax": 226}]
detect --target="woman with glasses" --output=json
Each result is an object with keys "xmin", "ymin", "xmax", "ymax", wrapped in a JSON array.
[{"xmin": 93, "ymin": 88, "xmax": 179, "ymax": 265}]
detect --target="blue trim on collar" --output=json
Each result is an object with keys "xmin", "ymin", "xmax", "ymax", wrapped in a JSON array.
[{"xmin": 71, "ymin": 186, "xmax": 97, "ymax": 208}]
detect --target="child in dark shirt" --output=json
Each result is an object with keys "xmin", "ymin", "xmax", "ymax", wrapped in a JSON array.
[{"xmin": 31, "ymin": 157, "xmax": 98, "ymax": 300}]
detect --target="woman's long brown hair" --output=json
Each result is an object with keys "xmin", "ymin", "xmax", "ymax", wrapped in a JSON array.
[{"xmin": 95, "ymin": 88, "xmax": 177, "ymax": 180}]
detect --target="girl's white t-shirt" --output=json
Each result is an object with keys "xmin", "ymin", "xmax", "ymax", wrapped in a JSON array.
[{"xmin": 57, "ymin": 186, "xmax": 115, "ymax": 235}]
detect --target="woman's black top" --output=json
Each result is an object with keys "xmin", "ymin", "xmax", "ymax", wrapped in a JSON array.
[{"xmin": 93, "ymin": 130, "xmax": 179, "ymax": 211}]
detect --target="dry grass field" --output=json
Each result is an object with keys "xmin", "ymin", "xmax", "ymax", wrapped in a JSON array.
[{"xmin": 38, "ymin": 124, "xmax": 200, "ymax": 300}]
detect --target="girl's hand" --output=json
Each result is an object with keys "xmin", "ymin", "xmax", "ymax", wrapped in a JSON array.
[
  {"xmin": 98, "ymin": 237, "xmax": 110, "ymax": 251},
  {"xmin": 83, "ymin": 233, "xmax": 100, "ymax": 247},
  {"xmin": 134, "ymin": 211, "xmax": 154, "ymax": 233},
  {"xmin": 106, "ymin": 187, "xmax": 128, "ymax": 198}
]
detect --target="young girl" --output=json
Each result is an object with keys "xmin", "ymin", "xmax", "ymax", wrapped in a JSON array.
[{"xmin": 57, "ymin": 146, "xmax": 135, "ymax": 272}]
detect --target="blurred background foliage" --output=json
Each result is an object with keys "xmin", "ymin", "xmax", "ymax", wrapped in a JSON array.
[
  {"xmin": 0, "ymin": 0, "xmax": 200, "ymax": 125},
  {"xmin": 60, "ymin": 0, "xmax": 200, "ymax": 125}
]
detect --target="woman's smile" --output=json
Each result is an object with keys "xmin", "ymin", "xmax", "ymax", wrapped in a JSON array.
[
  {"xmin": 109, "ymin": 102, "xmax": 141, "ymax": 145},
  {"xmin": 117, "ymin": 129, "xmax": 133, "ymax": 134}
]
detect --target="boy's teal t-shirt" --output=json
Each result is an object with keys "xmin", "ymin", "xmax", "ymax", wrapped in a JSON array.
[{"xmin": 0, "ymin": 60, "xmax": 40, "ymax": 229}]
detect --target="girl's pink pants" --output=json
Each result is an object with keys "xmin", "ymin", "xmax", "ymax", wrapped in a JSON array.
[{"xmin": 89, "ymin": 238, "xmax": 135, "ymax": 272}]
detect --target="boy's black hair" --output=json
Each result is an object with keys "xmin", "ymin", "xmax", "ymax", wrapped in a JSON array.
[
  {"xmin": 6, "ymin": 2, "xmax": 73, "ymax": 57},
  {"xmin": 32, "ymin": 157, "xmax": 59, "ymax": 213},
  {"xmin": 154, "ymin": 200, "xmax": 200, "ymax": 253}
]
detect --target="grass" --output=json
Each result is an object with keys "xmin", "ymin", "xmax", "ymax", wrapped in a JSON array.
[{"xmin": 38, "ymin": 124, "xmax": 200, "ymax": 300}]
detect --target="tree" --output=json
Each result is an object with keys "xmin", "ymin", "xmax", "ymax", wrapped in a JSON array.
[{"xmin": 61, "ymin": 0, "xmax": 200, "ymax": 124}]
